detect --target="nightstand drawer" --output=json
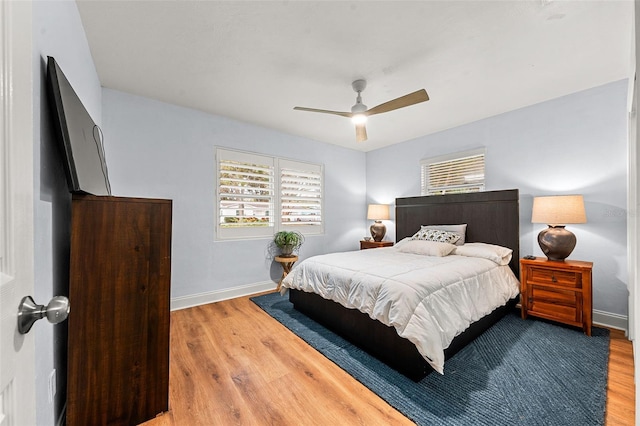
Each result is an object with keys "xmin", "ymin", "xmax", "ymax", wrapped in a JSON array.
[
  {"xmin": 528, "ymin": 267, "xmax": 581, "ymax": 288},
  {"xmin": 529, "ymin": 286, "xmax": 581, "ymax": 323}
]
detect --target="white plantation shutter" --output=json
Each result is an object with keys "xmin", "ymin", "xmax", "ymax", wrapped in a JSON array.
[
  {"xmin": 217, "ymin": 149, "xmax": 275, "ymax": 239},
  {"xmin": 421, "ymin": 149, "xmax": 485, "ymax": 195},
  {"xmin": 216, "ymin": 148, "xmax": 324, "ymax": 239},
  {"xmin": 279, "ymin": 159, "xmax": 323, "ymax": 232}
]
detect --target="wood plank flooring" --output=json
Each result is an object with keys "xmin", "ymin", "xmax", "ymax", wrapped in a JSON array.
[
  {"xmin": 142, "ymin": 292, "xmax": 634, "ymax": 425},
  {"xmin": 606, "ymin": 328, "xmax": 636, "ymax": 426}
]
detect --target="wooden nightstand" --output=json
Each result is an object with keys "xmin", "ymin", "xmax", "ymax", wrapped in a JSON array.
[
  {"xmin": 360, "ymin": 240, "xmax": 394, "ymax": 250},
  {"xmin": 520, "ymin": 257, "xmax": 593, "ymax": 336}
]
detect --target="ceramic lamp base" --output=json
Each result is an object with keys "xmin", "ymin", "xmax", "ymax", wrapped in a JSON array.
[
  {"xmin": 537, "ymin": 225, "xmax": 576, "ymax": 261},
  {"xmin": 370, "ymin": 220, "xmax": 387, "ymax": 242}
]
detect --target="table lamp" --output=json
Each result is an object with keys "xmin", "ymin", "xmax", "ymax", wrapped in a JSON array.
[
  {"xmin": 531, "ymin": 195, "xmax": 587, "ymax": 261},
  {"xmin": 367, "ymin": 204, "xmax": 390, "ymax": 242}
]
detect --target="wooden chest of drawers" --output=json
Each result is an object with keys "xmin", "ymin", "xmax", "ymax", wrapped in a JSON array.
[{"xmin": 520, "ymin": 257, "xmax": 593, "ymax": 336}]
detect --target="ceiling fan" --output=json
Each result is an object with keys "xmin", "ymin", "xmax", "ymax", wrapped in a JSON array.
[{"xmin": 294, "ymin": 79, "xmax": 429, "ymax": 143}]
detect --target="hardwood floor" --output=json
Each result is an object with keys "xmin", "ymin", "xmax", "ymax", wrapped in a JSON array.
[
  {"xmin": 142, "ymin": 292, "xmax": 634, "ymax": 426},
  {"xmin": 606, "ymin": 328, "xmax": 636, "ymax": 426}
]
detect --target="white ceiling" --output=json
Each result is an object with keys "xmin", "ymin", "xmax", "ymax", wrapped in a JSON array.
[{"xmin": 76, "ymin": 0, "xmax": 633, "ymax": 152}]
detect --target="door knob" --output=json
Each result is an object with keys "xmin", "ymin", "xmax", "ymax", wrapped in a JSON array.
[{"xmin": 17, "ymin": 295, "xmax": 70, "ymax": 334}]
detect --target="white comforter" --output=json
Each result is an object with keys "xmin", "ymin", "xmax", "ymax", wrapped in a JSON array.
[{"xmin": 280, "ymin": 247, "xmax": 520, "ymax": 374}]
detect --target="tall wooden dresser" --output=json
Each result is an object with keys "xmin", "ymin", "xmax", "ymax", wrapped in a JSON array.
[{"xmin": 66, "ymin": 195, "xmax": 172, "ymax": 426}]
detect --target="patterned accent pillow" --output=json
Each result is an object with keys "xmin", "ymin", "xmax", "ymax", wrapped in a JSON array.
[
  {"xmin": 411, "ymin": 228, "xmax": 461, "ymax": 244},
  {"xmin": 420, "ymin": 224, "xmax": 467, "ymax": 245}
]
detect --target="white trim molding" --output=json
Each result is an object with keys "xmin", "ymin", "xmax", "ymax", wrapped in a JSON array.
[
  {"xmin": 593, "ymin": 309, "xmax": 629, "ymax": 333},
  {"xmin": 170, "ymin": 281, "xmax": 277, "ymax": 311}
]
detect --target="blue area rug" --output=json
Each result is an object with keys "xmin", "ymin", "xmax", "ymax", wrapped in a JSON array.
[{"xmin": 251, "ymin": 292, "xmax": 610, "ymax": 426}]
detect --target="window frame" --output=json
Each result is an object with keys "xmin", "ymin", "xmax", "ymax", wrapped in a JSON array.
[
  {"xmin": 420, "ymin": 148, "xmax": 486, "ymax": 196},
  {"xmin": 215, "ymin": 147, "xmax": 324, "ymax": 240}
]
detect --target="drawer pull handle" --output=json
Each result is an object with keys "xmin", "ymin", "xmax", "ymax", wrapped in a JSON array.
[{"xmin": 551, "ymin": 273, "xmax": 557, "ymax": 283}]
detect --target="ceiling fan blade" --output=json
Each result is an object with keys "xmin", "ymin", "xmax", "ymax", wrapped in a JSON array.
[
  {"xmin": 293, "ymin": 106, "xmax": 352, "ymax": 118},
  {"xmin": 366, "ymin": 89, "xmax": 429, "ymax": 116},
  {"xmin": 355, "ymin": 123, "xmax": 368, "ymax": 142}
]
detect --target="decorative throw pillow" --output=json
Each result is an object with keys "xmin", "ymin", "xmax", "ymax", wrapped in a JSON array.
[
  {"xmin": 420, "ymin": 224, "xmax": 467, "ymax": 245},
  {"xmin": 411, "ymin": 228, "xmax": 461, "ymax": 245}
]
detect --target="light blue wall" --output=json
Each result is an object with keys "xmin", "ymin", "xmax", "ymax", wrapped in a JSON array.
[
  {"xmin": 103, "ymin": 81, "xmax": 629, "ymax": 317},
  {"xmin": 101, "ymin": 89, "xmax": 366, "ymax": 298},
  {"xmin": 33, "ymin": 1, "xmax": 103, "ymax": 424},
  {"xmin": 366, "ymin": 80, "xmax": 629, "ymax": 316}
]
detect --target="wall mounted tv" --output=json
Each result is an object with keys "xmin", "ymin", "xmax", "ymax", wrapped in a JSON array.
[{"xmin": 46, "ymin": 56, "xmax": 111, "ymax": 196}]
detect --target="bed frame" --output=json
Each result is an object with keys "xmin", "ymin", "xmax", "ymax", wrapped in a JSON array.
[{"xmin": 289, "ymin": 189, "xmax": 520, "ymax": 381}]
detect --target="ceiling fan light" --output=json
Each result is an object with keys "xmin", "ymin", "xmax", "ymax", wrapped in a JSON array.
[{"xmin": 351, "ymin": 113, "xmax": 367, "ymax": 125}]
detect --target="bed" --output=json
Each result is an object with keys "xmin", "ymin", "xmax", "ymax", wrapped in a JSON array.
[{"xmin": 281, "ymin": 189, "xmax": 520, "ymax": 380}]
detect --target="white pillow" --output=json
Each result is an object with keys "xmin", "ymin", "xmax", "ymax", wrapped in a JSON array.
[
  {"xmin": 397, "ymin": 240, "xmax": 457, "ymax": 257},
  {"xmin": 411, "ymin": 228, "xmax": 461, "ymax": 245},
  {"xmin": 421, "ymin": 224, "xmax": 467, "ymax": 245},
  {"xmin": 394, "ymin": 237, "xmax": 412, "ymax": 249},
  {"xmin": 453, "ymin": 242, "xmax": 513, "ymax": 266}
]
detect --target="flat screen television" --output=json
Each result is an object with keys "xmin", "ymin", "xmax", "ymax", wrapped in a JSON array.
[{"xmin": 46, "ymin": 56, "xmax": 111, "ymax": 196}]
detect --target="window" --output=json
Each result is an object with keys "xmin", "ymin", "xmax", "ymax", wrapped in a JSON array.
[
  {"xmin": 279, "ymin": 159, "xmax": 322, "ymax": 229},
  {"xmin": 421, "ymin": 148, "xmax": 485, "ymax": 195},
  {"xmin": 216, "ymin": 148, "xmax": 323, "ymax": 239},
  {"xmin": 217, "ymin": 149, "xmax": 275, "ymax": 239}
]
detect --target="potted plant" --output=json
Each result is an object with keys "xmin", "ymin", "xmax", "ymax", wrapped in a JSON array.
[{"xmin": 273, "ymin": 230, "xmax": 304, "ymax": 257}]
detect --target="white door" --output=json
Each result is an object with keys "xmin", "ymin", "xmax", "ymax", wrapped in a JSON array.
[{"xmin": 0, "ymin": 0, "xmax": 37, "ymax": 425}]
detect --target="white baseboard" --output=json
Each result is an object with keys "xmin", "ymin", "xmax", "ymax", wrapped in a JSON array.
[
  {"xmin": 593, "ymin": 309, "xmax": 628, "ymax": 333},
  {"xmin": 170, "ymin": 281, "xmax": 276, "ymax": 311}
]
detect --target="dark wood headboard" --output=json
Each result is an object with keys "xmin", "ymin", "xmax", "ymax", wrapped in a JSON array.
[{"xmin": 396, "ymin": 189, "xmax": 520, "ymax": 276}]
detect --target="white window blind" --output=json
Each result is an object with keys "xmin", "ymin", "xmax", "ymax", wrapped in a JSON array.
[
  {"xmin": 217, "ymin": 149, "xmax": 275, "ymax": 239},
  {"xmin": 279, "ymin": 159, "xmax": 322, "ymax": 230},
  {"xmin": 421, "ymin": 149, "xmax": 485, "ymax": 195},
  {"xmin": 216, "ymin": 148, "xmax": 324, "ymax": 239}
]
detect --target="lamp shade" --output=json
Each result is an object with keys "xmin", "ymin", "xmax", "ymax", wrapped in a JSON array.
[
  {"xmin": 367, "ymin": 204, "xmax": 390, "ymax": 220},
  {"xmin": 531, "ymin": 195, "xmax": 586, "ymax": 225}
]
